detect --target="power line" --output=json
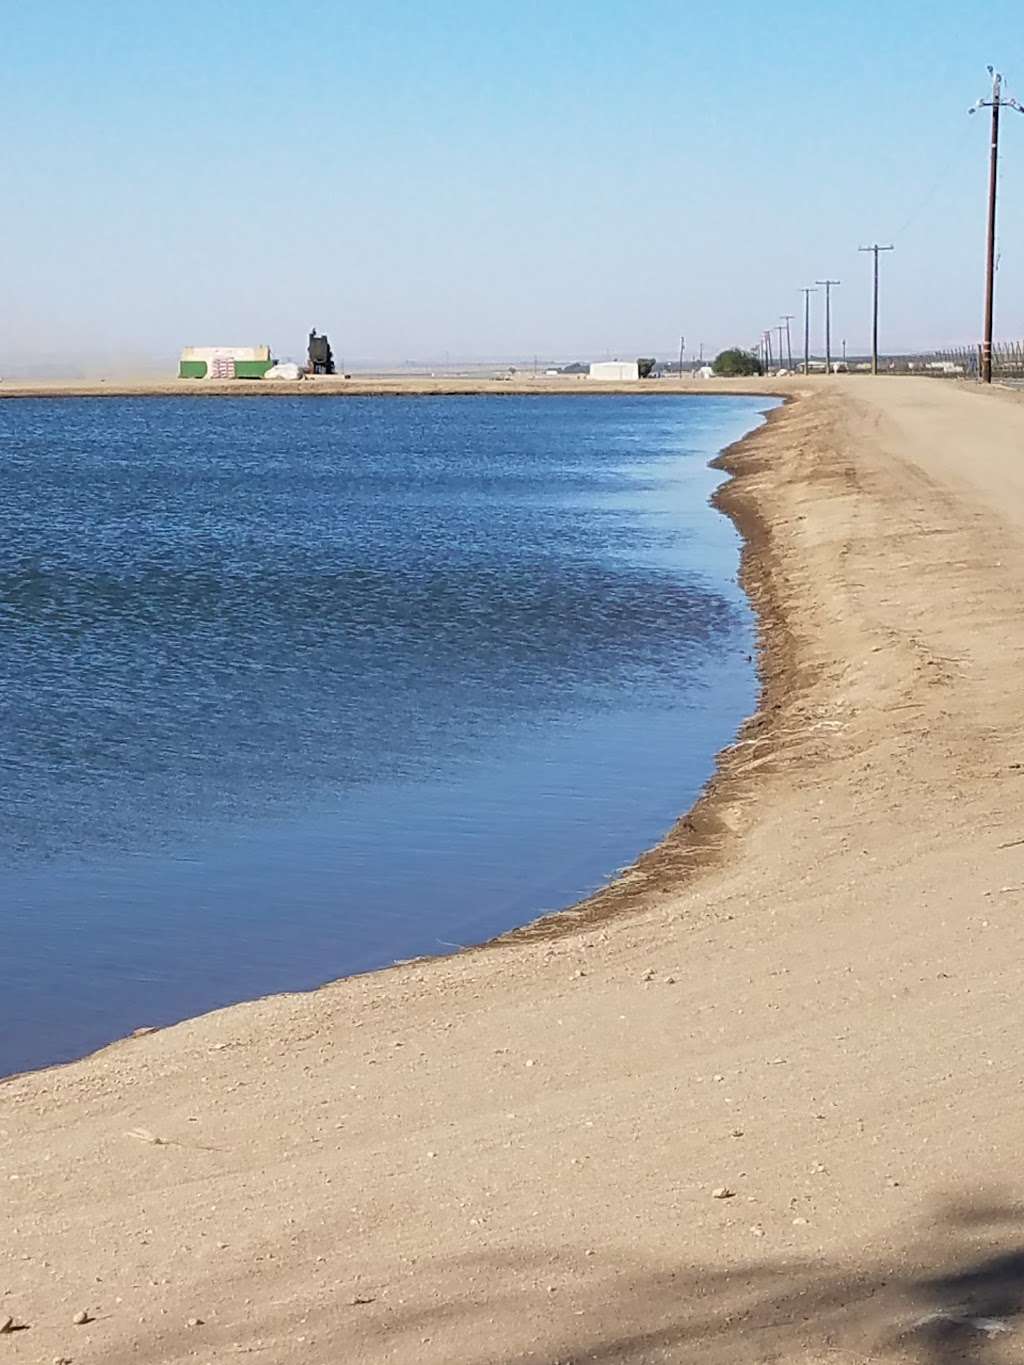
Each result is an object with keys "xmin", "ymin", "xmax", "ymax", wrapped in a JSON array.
[
  {"xmin": 858, "ymin": 244, "xmax": 894, "ymax": 375},
  {"xmin": 887, "ymin": 120, "xmax": 974, "ymax": 243}
]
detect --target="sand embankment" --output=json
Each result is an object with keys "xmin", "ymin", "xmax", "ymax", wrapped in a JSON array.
[{"xmin": 5, "ymin": 378, "xmax": 1024, "ymax": 1364}]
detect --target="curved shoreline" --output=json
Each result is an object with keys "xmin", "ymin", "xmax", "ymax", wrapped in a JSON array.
[{"xmin": 502, "ymin": 391, "xmax": 799, "ymax": 947}]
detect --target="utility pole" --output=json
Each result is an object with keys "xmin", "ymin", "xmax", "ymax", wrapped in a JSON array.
[
  {"xmin": 858, "ymin": 244, "xmax": 894, "ymax": 375},
  {"xmin": 971, "ymin": 69, "xmax": 1023, "ymax": 382},
  {"xmin": 801, "ymin": 288, "xmax": 817, "ymax": 375},
  {"xmin": 776, "ymin": 324, "xmax": 786, "ymax": 370},
  {"xmin": 678, "ymin": 335, "xmax": 685, "ymax": 379},
  {"xmin": 781, "ymin": 315, "xmax": 794, "ymax": 370},
  {"xmin": 816, "ymin": 280, "xmax": 840, "ymax": 374},
  {"xmin": 764, "ymin": 330, "xmax": 774, "ymax": 371}
]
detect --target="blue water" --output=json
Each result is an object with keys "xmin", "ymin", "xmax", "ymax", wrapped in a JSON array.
[{"xmin": 0, "ymin": 394, "xmax": 776, "ymax": 1076}]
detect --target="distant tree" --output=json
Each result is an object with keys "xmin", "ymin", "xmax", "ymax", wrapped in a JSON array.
[{"xmin": 712, "ymin": 348, "xmax": 763, "ymax": 377}]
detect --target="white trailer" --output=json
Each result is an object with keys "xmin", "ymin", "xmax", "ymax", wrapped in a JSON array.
[{"xmin": 589, "ymin": 361, "xmax": 640, "ymax": 382}]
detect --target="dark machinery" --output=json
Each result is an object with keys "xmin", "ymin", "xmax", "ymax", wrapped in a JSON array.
[{"xmin": 307, "ymin": 329, "xmax": 336, "ymax": 375}]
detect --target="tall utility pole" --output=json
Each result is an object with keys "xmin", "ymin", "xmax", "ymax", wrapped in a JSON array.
[
  {"xmin": 816, "ymin": 280, "xmax": 841, "ymax": 374},
  {"xmin": 678, "ymin": 335, "xmax": 685, "ymax": 379},
  {"xmin": 781, "ymin": 315, "xmax": 794, "ymax": 370},
  {"xmin": 776, "ymin": 324, "xmax": 787, "ymax": 370},
  {"xmin": 970, "ymin": 69, "xmax": 1022, "ymax": 382},
  {"xmin": 801, "ymin": 288, "xmax": 817, "ymax": 374},
  {"xmin": 858, "ymin": 244, "xmax": 894, "ymax": 375},
  {"xmin": 764, "ymin": 330, "xmax": 774, "ymax": 371}
]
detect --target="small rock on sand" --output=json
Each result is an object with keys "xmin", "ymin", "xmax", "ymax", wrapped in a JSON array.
[
  {"xmin": 72, "ymin": 1310, "xmax": 90, "ymax": 1325},
  {"xmin": 712, "ymin": 1187, "xmax": 735, "ymax": 1200},
  {"xmin": 0, "ymin": 1316, "xmax": 14, "ymax": 1335},
  {"xmin": 186, "ymin": 1317, "xmax": 203, "ymax": 1328}
]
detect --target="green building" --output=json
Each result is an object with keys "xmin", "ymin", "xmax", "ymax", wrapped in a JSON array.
[{"xmin": 179, "ymin": 345, "xmax": 274, "ymax": 380}]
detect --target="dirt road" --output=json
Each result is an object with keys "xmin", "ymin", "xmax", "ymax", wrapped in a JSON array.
[{"xmin": 4, "ymin": 378, "xmax": 1024, "ymax": 1364}]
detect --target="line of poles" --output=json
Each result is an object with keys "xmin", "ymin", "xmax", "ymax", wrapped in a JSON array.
[
  {"xmin": 758, "ymin": 274, "xmax": 859, "ymax": 377},
  {"xmin": 753, "ymin": 66, "xmax": 1020, "ymax": 383}
]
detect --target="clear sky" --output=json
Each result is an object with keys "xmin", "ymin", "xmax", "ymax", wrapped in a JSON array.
[{"xmin": 2, "ymin": 0, "xmax": 1022, "ymax": 372}]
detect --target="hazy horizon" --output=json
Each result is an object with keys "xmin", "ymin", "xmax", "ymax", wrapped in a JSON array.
[{"xmin": 2, "ymin": 1, "xmax": 1022, "ymax": 375}]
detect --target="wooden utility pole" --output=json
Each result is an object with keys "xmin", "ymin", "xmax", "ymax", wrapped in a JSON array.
[
  {"xmin": 678, "ymin": 335, "xmax": 685, "ymax": 378},
  {"xmin": 801, "ymin": 288, "xmax": 817, "ymax": 375},
  {"xmin": 816, "ymin": 280, "xmax": 841, "ymax": 374},
  {"xmin": 858, "ymin": 244, "xmax": 894, "ymax": 375},
  {"xmin": 781, "ymin": 315, "xmax": 794, "ymax": 370},
  {"xmin": 971, "ymin": 69, "xmax": 1022, "ymax": 383}
]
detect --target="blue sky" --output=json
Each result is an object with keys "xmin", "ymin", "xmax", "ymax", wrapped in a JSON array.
[{"xmin": 1, "ymin": 0, "xmax": 1022, "ymax": 372}]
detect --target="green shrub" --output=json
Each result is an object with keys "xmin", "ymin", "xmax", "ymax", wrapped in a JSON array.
[{"xmin": 712, "ymin": 348, "xmax": 763, "ymax": 377}]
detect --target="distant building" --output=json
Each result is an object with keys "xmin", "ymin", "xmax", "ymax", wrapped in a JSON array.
[
  {"xmin": 179, "ymin": 346, "xmax": 273, "ymax": 380},
  {"xmin": 589, "ymin": 361, "xmax": 640, "ymax": 382}
]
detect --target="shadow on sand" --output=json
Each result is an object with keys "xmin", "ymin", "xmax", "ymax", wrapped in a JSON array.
[{"xmin": 328, "ymin": 1196, "xmax": 1024, "ymax": 1364}]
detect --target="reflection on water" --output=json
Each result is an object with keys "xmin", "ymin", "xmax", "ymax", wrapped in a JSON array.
[{"xmin": 0, "ymin": 393, "xmax": 777, "ymax": 1074}]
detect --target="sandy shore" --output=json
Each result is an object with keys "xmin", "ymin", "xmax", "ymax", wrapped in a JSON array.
[
  {"xmin": 0, "ymin": 374, "xmax": 785, "ymax": 399},
  {"xmin": 5, "ymin": 377, "xmax": 1024, "ymax": 1363}
]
